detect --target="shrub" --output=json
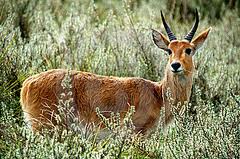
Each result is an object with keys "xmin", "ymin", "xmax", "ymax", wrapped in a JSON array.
[{"xmin": 0, "ymin": 0, "xmax": 239, "ymax": 158}]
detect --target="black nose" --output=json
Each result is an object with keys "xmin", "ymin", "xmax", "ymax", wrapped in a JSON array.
[{"xmin": 171, "ymin": 62, "xmax": 181, "ymax": 71}]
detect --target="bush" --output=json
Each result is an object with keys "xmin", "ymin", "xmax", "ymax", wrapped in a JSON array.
[{"xmin": 0, "ymin": 0, "xmax": 239, "ymax": 158}]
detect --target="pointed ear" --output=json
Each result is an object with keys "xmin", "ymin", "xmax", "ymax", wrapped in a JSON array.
[
  {"xmin": 191, "ymin": 27, "xmax": 212, "ymax": 50},
  {"xmin": 152, "ymin": 29, "xmax": 169, "ymax": 50}
]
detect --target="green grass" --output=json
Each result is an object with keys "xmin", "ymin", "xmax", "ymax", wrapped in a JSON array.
[{"xmin": 0, "ymin": 0, "xmax": 239, "ymax": 158}]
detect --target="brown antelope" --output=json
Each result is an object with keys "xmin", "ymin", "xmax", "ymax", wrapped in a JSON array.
[{"xmin": 20, "ymin": 10, "xmax": 211, "ymax": 134}]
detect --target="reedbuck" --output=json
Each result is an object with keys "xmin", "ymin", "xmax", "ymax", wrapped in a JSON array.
[{"xmin": 21, "ymin": 10, "xmax": 211, "ymax": 134}]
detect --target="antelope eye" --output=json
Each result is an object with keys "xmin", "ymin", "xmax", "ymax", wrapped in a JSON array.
[
  {"xmin": 185, "ymin": 48, "xmax": 192, "ymax": 55},
  {"xmin": 166, "ymin": 49, "xmax": 172, "ymax": 55}
]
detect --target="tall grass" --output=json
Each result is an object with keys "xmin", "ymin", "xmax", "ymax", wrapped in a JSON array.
[{"xmin": 0, "ymin": 0, "xmax": 239, "ymax": 158}]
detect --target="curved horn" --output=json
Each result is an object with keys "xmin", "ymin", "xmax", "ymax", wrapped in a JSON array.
[
  {"xmin": 184, "ymin": 9, "xmax": 199, "ymax": 42},
  {"xmin": 161, "ymin": 11, "xmax": 177, "ymax": 41}
]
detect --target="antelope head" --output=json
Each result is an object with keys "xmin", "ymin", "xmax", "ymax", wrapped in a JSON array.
[{"xmin": 152, "ymin": 9, "xmax": 211, "ymax": 76}]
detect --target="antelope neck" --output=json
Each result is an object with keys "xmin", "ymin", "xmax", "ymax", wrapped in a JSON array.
[{"xmin": 163, "ymin": 69, "xmax": 193, "ymax": 103}]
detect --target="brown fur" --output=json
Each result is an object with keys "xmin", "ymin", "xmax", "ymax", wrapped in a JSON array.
[
  {"xmin": 20, "ymin": 28, "xmax": 211, "ymax": 134},
  {"xmin": 21, "ymin": 69, "xmax": 163, "ymax": 133}
]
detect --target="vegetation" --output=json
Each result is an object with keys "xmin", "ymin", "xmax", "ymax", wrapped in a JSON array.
[{"xmin": 0, "ymin": 0, "xmax": 239, "ymax": 158}]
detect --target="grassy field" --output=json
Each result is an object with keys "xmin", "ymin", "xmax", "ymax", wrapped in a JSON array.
[{"xmin": 0, "ymin": 0, "xmax": 239, "ymax": 158}]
